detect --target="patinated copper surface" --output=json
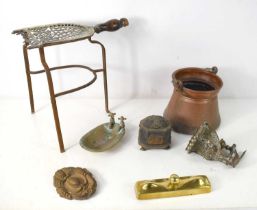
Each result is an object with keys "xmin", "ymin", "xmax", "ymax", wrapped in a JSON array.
[
  {"xmin": 186, "ymin": 122, "xmax": 246, "ymax": 167},
  {"xmin": 164, "ymin": 67, "xmax": 223, "ymax": 134},
  {"xmin": 53, "ymin": 167, "xmax": 97, "ymax": 200},
  {"xmin": 138, "ymin": 115, "xmax": 171, "ymax": 150}
]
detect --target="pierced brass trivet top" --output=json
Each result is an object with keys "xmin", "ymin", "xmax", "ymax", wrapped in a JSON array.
[{"xmin": 135, "ymin": 174, "xmax": 211, "ymax": 200}]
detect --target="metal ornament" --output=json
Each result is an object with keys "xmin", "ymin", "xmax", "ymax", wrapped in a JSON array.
[
  {"xmin": 135, "ymin": 174, "xmax": 211, "ymax": 200},
  {"xmin": 186, "ymin": 121, "xmax": 246, "ymax": 167},
  {"xmin": 138, "ymin": 115, "xmax": 171, "ymax": 150},
  {"xmin": 80, "ymin": 113, "xmax": 126, "ymax": 152},
  {"xmin": 53, "ymin": 167, "xmax": 97, "ymax": 200}
]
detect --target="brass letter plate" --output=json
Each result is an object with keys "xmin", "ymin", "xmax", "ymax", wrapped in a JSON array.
[{"xmin": 135, "ymin": 174, "xmax": 211, "ymax": 200}]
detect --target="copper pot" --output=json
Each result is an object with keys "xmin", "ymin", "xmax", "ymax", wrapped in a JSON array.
[{"xmin": 163, "ymin": 67, "xmax": 223, "ymax": 134}]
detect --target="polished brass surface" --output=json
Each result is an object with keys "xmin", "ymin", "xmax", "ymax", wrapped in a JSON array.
[
  {"xmin": 186, "ymin": 121, "xmax": 246, "ymax": 167},
  {"xmin": 53, "ymin": 167, "xmax": 97, "ymax": 200},
  {"xmin": 135, "ymin": 174, "xmax": 211, "ymax": 200},
  {"xmin": 80, "ymin": 114, "xmax": 126, "ymax": 152}
]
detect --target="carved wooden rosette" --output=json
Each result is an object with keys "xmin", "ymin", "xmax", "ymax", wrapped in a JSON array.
[{"xmin": 53, "ymin": 167, "xmax": 97, "ymax": 200}]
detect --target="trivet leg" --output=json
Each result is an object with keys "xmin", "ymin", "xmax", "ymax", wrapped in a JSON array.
[
  {"xmin": 101, "ymin": 43, "xmax": 110, "ymax": 113},
  {"xmin": 39, "ymin": 47, "xmax": 65, "ymax": 153},
  {"xmin": 23, "ymin": 45, "xmax": 35, "ymax": 113},
  {"xmin": 89, "ymin": 38, "xmax": 110, "ymax": 113}
]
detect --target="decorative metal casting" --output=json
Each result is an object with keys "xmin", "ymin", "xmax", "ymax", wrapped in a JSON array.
[
  {"xmin": 186, "ymin": 121, "xmax": 246, "ymax": 167},
  {"xmin": 13, "ymin": 24, "xmax": 94, "ymax": 49}
]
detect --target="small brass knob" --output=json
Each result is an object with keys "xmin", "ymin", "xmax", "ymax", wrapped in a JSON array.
[{"xmin": 169, "ymin": 174, "xmax": 180, "ymax": 185}]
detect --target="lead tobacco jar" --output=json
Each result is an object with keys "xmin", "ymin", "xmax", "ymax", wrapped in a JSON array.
[{"xmin": 138, "ymin": 115, "xmax": 171, "ymax": 150}]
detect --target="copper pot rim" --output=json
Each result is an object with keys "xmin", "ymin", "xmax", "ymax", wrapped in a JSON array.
[{"xmin": 172, "ymin": 67, "xmax": 223, "ymax": 98}]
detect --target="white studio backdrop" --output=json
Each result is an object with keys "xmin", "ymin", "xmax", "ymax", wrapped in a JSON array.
[{"xmin": 0, "ymin": 0, "xmax": 257, "ymax": 99}]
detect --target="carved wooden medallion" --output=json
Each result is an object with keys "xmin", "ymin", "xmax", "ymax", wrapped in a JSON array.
[{"xmin": 53, "ymin": 167, "xmax": 97, "ymax": 200}]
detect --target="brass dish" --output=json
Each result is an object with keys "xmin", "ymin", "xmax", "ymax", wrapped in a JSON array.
[
  {"xmin": 135, "ymin": 174, "xmax": 211, "ymax": 200},
  {"xmin": 80, "ymin": 113, "xmax": 126, "ymax": 152}
]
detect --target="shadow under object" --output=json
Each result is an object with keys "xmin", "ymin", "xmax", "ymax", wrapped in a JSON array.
[
  {"xmin": 53, "ymin": 167, "xmax": 97, "ymax": 200},
  {"xmin": 164, "ymin": 66, "xmax": 223, "ymax": 135},
  {"xmin": 12, "ymin": 18, "xmax": 129, "ymax": 153},
  {"xmin": 80, "ymin": 113, "xmax": 126, "ymax": 152},
  {"xmin": 138, "ymin": 115, "xmax": 171, "ymax": 150},
  {"xmin": 186, "ymin": 121, "xmax": 246, "ymax": 167},
  {"xmin": 135, "ymin": 174, "xmax": 211, "ymax": 200}
]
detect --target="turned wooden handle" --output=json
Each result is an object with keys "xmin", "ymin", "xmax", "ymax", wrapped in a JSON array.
[{"xmin": 94, "ymin": 18, "xmax": 129, "ymax": 34}]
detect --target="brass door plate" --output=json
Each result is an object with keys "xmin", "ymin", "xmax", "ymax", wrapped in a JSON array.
[{"xmin": 135, "ymin": 174, "xmax": 211, "ymax": 200}]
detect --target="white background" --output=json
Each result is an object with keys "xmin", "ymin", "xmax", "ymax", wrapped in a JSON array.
[
  {"xmin": 1, "ymin": 0, "xmax": 257, "ymax": 99},
  {"xmin": 1, "ymin": 1, "xmax": 257, "ymax": 210}
]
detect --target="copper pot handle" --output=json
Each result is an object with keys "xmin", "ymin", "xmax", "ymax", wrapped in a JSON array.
[
  {"xmin": 205, "ymin": 66, "xmax": 218, "ymax": 74},
  {"xmin": 172, "ymin": 66, "xmax": 218, "ymax": 91},
  {"xmin": 172, "ymin": 79, "xmax": 183, "ymax": 91}
]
